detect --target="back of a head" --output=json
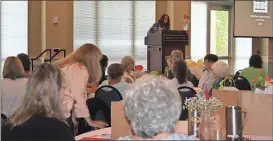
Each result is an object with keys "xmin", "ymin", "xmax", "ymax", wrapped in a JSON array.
[
  {"xmin": 107, "ymin": 63, "xmax": 124, "ymax": 81},
  {"xmin": 173, "ymin": 60, "xmax": 188, "ymax": 84},
  {"xmin": 64, "ymin": 43, "xmax": 102, "ymax": 83},
  {"xmin": 8, "ymin": 63, "xmax": 66, "ymax": 127},
  {"xmin": 123, "ymin": 75, "xmax": 181, "ymax": 138},
  {"xmin": 17, "ymin": 53, "xmax": 31, "ymax": 72},
  {"xmin": 171, "ymin": 50, "xmax": 183, "ymax": 62},
  {"xmin": 211, "ymin": 61, "xmax": 230, "ymax": 77},
  {"xmin": 121, "ymin": 56, "xmax": 134, "ymax": 70},
  {"xmin": 204, "ymin": 54, "xmax": 218, "ymax": 63},
  {"xmin": 249, "ymin": 54, "xmax": 263, "ymax": 68},
  {"xmin": 2, "ymin": 56, "xmax": 25, "ymax": 80}
]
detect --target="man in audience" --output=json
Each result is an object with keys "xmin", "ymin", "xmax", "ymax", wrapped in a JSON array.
[
  {"xmin": 198, "ymin": 54, "xmax": 218, "ymax": 89},
  {"xmin": 99, "ymin": 63, "xmax": 129, "ymax": 98},
  {"xmin": 17, "ymin": 53, "xmax": 32, "ymax": 78}
]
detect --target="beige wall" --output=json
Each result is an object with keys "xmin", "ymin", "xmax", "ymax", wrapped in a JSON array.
[
  {"xmin": 28, "ymin": 1, "xmax": 42, "ymax": 57},
  {"xmin": 28, "ymin": 1, "xmax": 73, "ymax": 58},
  {"xmin": 156, "ymin": 1, "xmax": 191, "ymax": 58},
  {"xmin": 28, "ymin": 1, "xmax": 191, "ymax": 58}
]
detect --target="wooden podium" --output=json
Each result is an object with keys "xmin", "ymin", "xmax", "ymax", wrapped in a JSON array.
[{"xmin": 144, "ymin": 30, "xmax": 188, "ymax": 73}]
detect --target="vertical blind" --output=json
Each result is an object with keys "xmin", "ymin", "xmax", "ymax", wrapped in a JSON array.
[
  {"xmin": 73, "ymin": 1, "xmax": 155, "ymax": 69},
  {"xmin": 1, "ymin": 1, "xmax": 28, "ymax": 74}
]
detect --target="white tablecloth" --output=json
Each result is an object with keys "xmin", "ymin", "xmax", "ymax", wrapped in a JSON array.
[{"xmin": 75, "ymin": 127, "xmax": 111, "ymax": 140}]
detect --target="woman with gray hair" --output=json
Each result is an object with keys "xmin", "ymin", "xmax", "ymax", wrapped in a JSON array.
[
  {"xmin": 206, "ymin": 61, "xmax": 230, "ymax": 95},
  {"xmin": 118, "ymin": 75, "xmax": 199, "ymax": 140}
]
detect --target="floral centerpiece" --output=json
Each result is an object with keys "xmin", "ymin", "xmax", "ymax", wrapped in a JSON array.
[
  {"xmin": 185, "ymin": 94, "xmax": 222, "ymax": 114},
  {"xmin": 185, "ymin": 91, "xmax": 223, "ymax": 140},
  {"xmin": 251, "ymin": 77, "xmax": 273, "ymax": 94},
  {"xmin": 251, "ymin": 77, "xmax": 273, "ymax": 90}
]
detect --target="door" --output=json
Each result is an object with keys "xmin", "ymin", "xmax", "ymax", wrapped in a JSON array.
[{"xmin": 207, "ymin": 5, "xmax": 232, "ymax": 68}]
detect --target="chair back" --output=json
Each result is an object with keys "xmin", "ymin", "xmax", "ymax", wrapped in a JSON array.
[
  {"xmin": 95, "ymin": 85, "xmax": 123, "ymax": 106},
  {"xmin": 189, "ymin": 74, "xmax": 199, "ymax": 87},
  {"xmin": 233, "ymin": 75, "xmax": 251, "ymax": 90},
  {"xmin": 93, "ymin": 85, "xmax": 123, "ymax": 126},
  {"xmin": 235, "ymin": 70, "xmax": 242, "ymax": 76},
  {"xmin": 177, "ymin": 86, "xmax": 197, "ymax": 120}
]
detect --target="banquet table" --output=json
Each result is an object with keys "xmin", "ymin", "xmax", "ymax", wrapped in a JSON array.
[{"xmin": 75, "ymin": 121, "xmax": 273, "ymax": 140}]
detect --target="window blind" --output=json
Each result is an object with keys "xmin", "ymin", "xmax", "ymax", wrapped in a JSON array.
[
  {"xmin": 190, "ymin": 1, "xmax": 208, "ymax": 62},
  {"xmin": 73, "ymin": 1, "xmax": 96, "ymax": 49},
  {"xmin": 134, "ymin": 1, "xmax": 155, "ymax": 69},
  {"xmin": 97, "ymin": 1, "xmax": 133, "ymax": 65},
  {"xmin": 1, "ymin": 1, "xmax": 28, "ymax": 75},
  {"xmin": 1, "ymin": 1, "xmax": 28, "ymax": 58},
  {"xmin": 73, "ymin": 1, "xmax": 155, "ymax": 69}
]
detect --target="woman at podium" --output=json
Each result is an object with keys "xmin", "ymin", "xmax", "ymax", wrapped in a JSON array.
[{"xmin": 147, "ymin": 14, "xmax": 170, "ymax": 35}]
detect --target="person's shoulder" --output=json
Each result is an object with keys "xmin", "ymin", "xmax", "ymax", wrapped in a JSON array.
[
  {"xmin": 99, "ymin": 80, "xmax": 108, "ymax": 86},
  {"xmin": 187, "ymin": 81, "xmax": 194, "ymax": 87}
]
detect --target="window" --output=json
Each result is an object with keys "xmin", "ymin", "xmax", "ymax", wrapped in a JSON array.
[
  {"xmin": 234, "ymin": 38, "xmax": 252, "ymax": 72},
  {"xmin": 73, "ymin": 1, "xmax": 155, "ymax": 69},
  {"xmin": 1, "ymin": 1, "xmax": 28, "ymax": 75},
  {"xmin": 191, "ymin": 1, "xmax": 208, "ymax": 62}
]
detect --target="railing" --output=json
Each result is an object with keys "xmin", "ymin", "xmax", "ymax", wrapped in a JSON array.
[{"xmin": 31, "ymin": 49, "xmax": 66, "ymax": 70}]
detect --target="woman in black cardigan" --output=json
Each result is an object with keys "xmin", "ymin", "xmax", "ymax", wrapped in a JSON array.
[
  {"xmin": 147, "ymin": 14, "xmax": 170, "ymax": 35},
  {"xmin": 2, "ymin": 63, "xmax": 75, "ymax": 141}
]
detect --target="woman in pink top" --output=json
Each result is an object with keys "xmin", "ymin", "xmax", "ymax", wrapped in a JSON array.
[{"xmin": 55, "ymin": 43, "xmax": 106, "ymax": 131}]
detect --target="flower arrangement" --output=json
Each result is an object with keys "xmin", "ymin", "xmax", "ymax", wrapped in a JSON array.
[
  {"xmin": 185, "ymin": 94, "xmax": 222, "ymax": 114},
  {"xmin": 251, "ymin": 76, "xmax": 273, "ymax": 90}
]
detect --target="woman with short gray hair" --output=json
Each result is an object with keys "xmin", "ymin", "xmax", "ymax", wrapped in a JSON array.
[{"xmin": 118, "ymin": 75, "xmax": 199, "ymax": 140}]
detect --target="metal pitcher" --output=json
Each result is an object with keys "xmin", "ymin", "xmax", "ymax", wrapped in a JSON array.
[
  {"xmin": 188, "ymin": 109, "xmax": 200, "ymax": 137},
  {"xmin": 225, "ymin": 106, "xmax": 246, "ymax": 138}
]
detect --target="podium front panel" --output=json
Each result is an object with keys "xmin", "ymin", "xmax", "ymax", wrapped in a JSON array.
[{"xmin": 147, "ymin": 46, "xmax": 162, "ymax": 72}]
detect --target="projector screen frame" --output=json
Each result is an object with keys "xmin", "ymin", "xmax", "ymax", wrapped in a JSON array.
[{"xmin": 233, "ymin": 0, "xmax": 273, "ymax": 38}]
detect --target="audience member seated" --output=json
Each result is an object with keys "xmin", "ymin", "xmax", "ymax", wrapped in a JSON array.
[
  {"xmin": 121, "ymin": 56, "xmax": 135, "ymax": 83},
  {"xmin": 166, "ymin": 50, "xmax": 192, "ymax": 80},
  {"xmin": 17, "ymin": 53, "xmax": 32, "ymax": 78},
  {"xmin": 1, "ymin": 56, "xmax": 28, "ymax": 118},
  {"xmin": 2, "ymin": 63, "xmax": 75, "ymax": 141},
  {"xmin": 198, "ymin": 54, "xmax": 218, "ymax": 89},
  {"xmin": 170, "ymin": 60, "xmax": 194, "ymax": 88},
  {"xmin": 241, "ymin": 54, "xmax": 265, "ymax": 83},
  {"xmin": 99, "ymin": 54, "xmax": 109, "ymax": 84},
  {"xmin": 208, "ymin": 61, "xmax": 230, "ymax": 95},
  {"xmin": 55, "ymin": 43, "xmax": 107, "ymax": 134},
  {"xmin": 117, "ymin": 75, "xmax": 199, "ymax": 140},
  {"xmin": 99, "ymin": 63, "xmax": 129, "ymax": 98}
]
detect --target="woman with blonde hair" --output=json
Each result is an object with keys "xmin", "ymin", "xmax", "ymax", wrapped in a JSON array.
[
  {"xmin": 2, "ymin": 63, "xmax": 74, "ymax": 141},
  {"xmin": 1, "ymin": 56, "xmax": 28, "ymax": 118},
  {"xmin": 55, "ymin": 43, "xmax": 107, "ymax": 132},
  {"xmin": 121, "ymin": 56, "xmax": 135, "ymax": 83}
]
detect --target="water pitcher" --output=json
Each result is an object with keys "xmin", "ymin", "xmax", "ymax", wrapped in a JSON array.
[
  {"xmin": 188, "ymin": 109, "xmax": 199, "ymax": 137},
  {"xmin": 225, "ymin": 106, "xmax": 246, "ymax": 139}
]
